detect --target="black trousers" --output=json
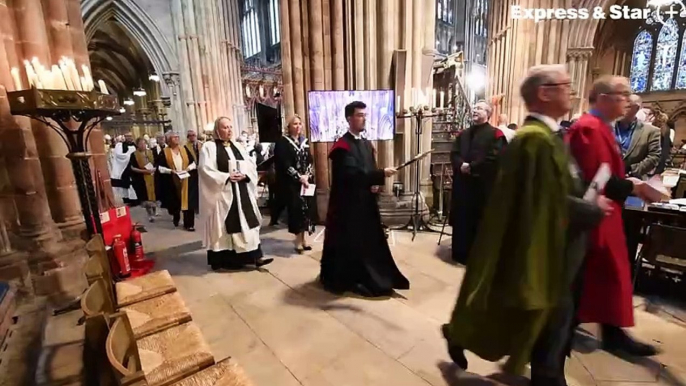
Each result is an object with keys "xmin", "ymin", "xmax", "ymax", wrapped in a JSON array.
[
  {"xmin": 170, "ymin": 208, "xmax": 195, "ymax": 229},
  {"xmin": 269, "ymin": 184, "xmax": 286, "ymax": 224}
]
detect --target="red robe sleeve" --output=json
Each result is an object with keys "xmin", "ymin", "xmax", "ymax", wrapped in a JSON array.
[{"xmin": 567, "ymin": 121, "xmax": 610, "ymax": 184}]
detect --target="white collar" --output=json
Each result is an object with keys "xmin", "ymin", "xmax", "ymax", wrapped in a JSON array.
[
  {"xmin": 528, "ymin": 113, "xmax": 560, "ymax": 133},
  {"xmin": 348, "ymin": 131, "xmax": 362, "ymax": 139}
]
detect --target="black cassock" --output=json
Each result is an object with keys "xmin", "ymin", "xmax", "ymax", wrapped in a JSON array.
[
  {"xmin": 320, "ymin": 132, "xmax": 409, "ymax": 297},
  {"xmin": 449, "ymin": 123, "xmax": 506, "ymax": 264},
  {"xmin": 273, "ymin": 135, "xmax": 315, "ymax": 235},
  {"xmin": 155, "ymin": 146, "xmax": 198, "ymax": 228},
  {"xmin": 152, "ymin": 144, "xmax": 166, "ymax": 207}
]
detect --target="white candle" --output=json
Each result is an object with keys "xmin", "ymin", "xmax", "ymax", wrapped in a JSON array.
[
  {"xmin": 10, "ymin": 68, "xmax": 22, "ymax": 90},
  {"xmin": 439, "ymin": 91, "xmax": 445, "ymax": 109},
  {"xmin": 432, "ymin": 89, "xmax": 437, "ymax": 109},
  {"xmin": 425, "ymin": 87, "xmax": 431, "ymax": 107},
  {"xmin": 412, "ymin": 88, "xmax": 417, "ymax": 107},
  {"xmin": 80, "ymin": 76, "xmax": 88, "ymax": 91},
  {"xmin": 59, "ymin": 60, "xmax": 75, "ymax": 90},
  {"xmin": 51, "ymin": 65, "xmax": 67, "ymax": 90},
  {"xmin": 42, "ymin": 68, "xmax": 53, "ymax": 89},
  {"xmin": 24, "ymin": 62, "xmax": 41, "ymax": 88},
  {"xmin": 396, "ymin": 95, "xmax": 400, "ymax": 113},
  {"xmin": 98, "ymin": 79, "xmax": 109, "ymax": 94},
  {"xmin": 67, "ymin": 59, "xmax": 82, "ymax": 90},
  {"xmin": 82, "ymin": 65, "xmax": 93, "ymax": 90},
  {"xmin": 448, "ymin": 88, "xmax": 453, "ymax": 106}
]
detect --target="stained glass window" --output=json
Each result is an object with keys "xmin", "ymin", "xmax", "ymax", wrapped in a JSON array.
[
  {"xmin": 651, "ymin": 18, "xmax": 678, "ymax": 91},
  {"xmin": 630, "ymin": 30, "xmax": 653, "ymax": 93},
  {"xmin": 676, "ymin": 33, "xmax": 686, "ymax": 89}
]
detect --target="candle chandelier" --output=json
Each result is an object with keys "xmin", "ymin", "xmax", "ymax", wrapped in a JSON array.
[{"xmin": 133, "ymin": 88, "xmax": 146, "ymax": 97}]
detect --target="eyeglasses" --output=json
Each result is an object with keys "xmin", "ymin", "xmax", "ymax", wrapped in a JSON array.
[
  {"xmin": 542, "ymin": 82, "xmax": 572, "ymax": 87},
  {"xmin": 602, "ymin": 91, "xmax": 631, "ymax": 98}
]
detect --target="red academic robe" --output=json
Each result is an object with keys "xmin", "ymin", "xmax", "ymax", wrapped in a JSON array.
[{"xmin": 567, "ymin": 113, "xmax": 634, "ymax": 327}]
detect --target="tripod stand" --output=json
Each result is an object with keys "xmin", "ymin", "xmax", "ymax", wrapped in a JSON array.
[{"xmin": 392, "ymin": 107, "xmax": 441, "ymax": 241}]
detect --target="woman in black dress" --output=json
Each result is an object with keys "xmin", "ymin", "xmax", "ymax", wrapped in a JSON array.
[{"xmin": 274, "ymin": 115, "xmax": 315, "ymax": 252}]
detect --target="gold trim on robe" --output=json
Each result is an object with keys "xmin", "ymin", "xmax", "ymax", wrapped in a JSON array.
[
  {"xmin": 185, "ymin": 142, "xmax": 197, "ymax": 162},
  {"xmin": 134, "ymin": 150, "xmax": 156, "ymax": 201},
  {"xmin": 164, "ymin": 147, "xmax": 190, "ymax": 211}
]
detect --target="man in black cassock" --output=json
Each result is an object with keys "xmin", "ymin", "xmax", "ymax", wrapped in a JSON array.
[
  {"xmin": 449, "ymin": 100, "xmax": 506, "ymax": 264},
  {"xmin": 320, "ymin": 101, "xmax": 409, "ymax": 298}
]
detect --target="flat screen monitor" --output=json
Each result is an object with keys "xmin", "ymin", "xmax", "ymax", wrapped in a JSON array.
[{"xmin": 307, "ymin": 89, "xmax": 395, "ymax": 143}]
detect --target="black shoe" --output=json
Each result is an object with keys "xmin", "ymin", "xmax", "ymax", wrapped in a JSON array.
[
  {"xmin": 255, "ymin": 258, "xmax": 274, "ymax": 267},
  {"xmin": 602, "ymin": 325, "xmax": 659, "ymax": 357},
  {"xmin": 173, "ymin": 221, "xmax": 179, "ymax": 227},
  {"xmin": 303, "ymin": 245, "xmax": 312, "ymax": 251},
  {"xmin": 442, "ymin": 324, "xmax": 469, "ymax": 370}
]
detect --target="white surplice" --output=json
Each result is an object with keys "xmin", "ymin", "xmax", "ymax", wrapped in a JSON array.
[
  {"xmin": 111, "ymin": 142, "xmax": 137, "ymax": 201},
  {"xmin": 199, "ymin": 141, "xmax": 262, "ymax": 253}
]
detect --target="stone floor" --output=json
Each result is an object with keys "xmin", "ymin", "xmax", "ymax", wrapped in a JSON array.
[{"xmin": 135, "ymin": 207, "xmax": 686, "ymax": 386}]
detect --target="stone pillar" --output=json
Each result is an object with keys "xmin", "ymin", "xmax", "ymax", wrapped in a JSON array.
[
  {"xmin": 15, "ymin": 0, "xmax": 84, "ymax": 235},
  {"xmin": 280, "ymin": 0, "xmax": 295, "ymax": 118}
]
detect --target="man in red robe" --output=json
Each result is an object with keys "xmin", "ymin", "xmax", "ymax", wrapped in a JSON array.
[{"xmin": 567, "ymin": 76, "xmax": 658, "ymax": 357}]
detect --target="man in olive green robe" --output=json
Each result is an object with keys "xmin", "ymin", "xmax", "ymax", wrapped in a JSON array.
[{"xmin": 442, "ymin": 65, "xmax": 609, "ymax": 385}]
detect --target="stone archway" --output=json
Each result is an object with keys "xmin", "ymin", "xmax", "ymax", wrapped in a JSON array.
[{"xmin": 81, "ymin": 0, "xmax": 177, "ymax": 77}]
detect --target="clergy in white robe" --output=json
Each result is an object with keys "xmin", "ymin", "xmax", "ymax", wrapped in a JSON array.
[
  {"xmin": 199, "ymin": 117, "xmax": 273, "ymax": 271},
  {"xmin": 111, "ymin": 133, "xmax": 137, "ymax": 203}
]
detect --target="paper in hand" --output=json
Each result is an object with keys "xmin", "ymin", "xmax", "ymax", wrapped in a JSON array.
[
  {"xmin": 176, "ymin": 171, "xmax": 191, "ymax": 180},
  {"xmin": 301, "ymin": 184, "xmax": 316, "ymax": 197},
  {"xmin": 144, "ymin": 163, "xmax": 155, "ymax": 171},
  {"xmin": 396, "ymin": 149, "xmax": 435, "ymax": 170},
  {"xmin": 583, "ymin": 163, "xmax": 611, "ymax": 202},
  {"xmin": 644, "ymin": 176, "xmax": 671, "ymax": 202}
]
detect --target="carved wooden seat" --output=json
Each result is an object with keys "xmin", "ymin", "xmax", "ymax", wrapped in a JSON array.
[
  {"xmin": 82, "ymin": 278, "xmax": 192, "ymax": 340},
  {"xmin": 107, "ymin": 314, "xmax": 214, "ymax": 386},
  {"xmin": 171, "ymin": 357, "xmax": 254, "ymax": 386}
]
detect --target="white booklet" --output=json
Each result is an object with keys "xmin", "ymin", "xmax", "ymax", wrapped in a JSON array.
[
  {"xmin": 301, "ymin": 184, "xmax": 316, "ymax": 197},
  {"xmin": 583, "ymin": 163, "xmax": 611, "ymax": 202},
  {"xmin": 176, "ymin": 171, "xmax": 191, "ymax": 180},
  {"xmin": 144, "ymin": 162, "xmax": 155, "ymax": 171}
]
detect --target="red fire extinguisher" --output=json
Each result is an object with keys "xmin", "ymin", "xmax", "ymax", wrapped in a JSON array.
[
  {"xmin": 130, "ymin": 224, "xmax": 145, "ymax": 265},
  {"xmin": 112, "ymin": 235, "xmax": 131, "ymax": 277}
]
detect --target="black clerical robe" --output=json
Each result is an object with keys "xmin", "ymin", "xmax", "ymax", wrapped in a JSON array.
[
  {"xmin": 185, "ymin": 142, "xmax": 201, "ymax": 213},
  {"xmin": 155, "ymin": 146, "xmax": 198, "ymax": 213},
  {"xmin": 128, "ymin": 150, "xmax": 156, "ymax": 203},
  {"xmin": 320, "ymin": 132, "xmax": 409, "ymax": 296},
  {"xmin": 450, "ymin": 123, "xmax": 506, "ymax": 264}
]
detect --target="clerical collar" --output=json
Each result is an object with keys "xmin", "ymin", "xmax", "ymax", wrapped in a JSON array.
[
  {"xmin": 215, "ymin": 139, "xmax": 232, "ymax": 147},
  {"xmin": 528, "ymin": 112, "xmax": 560, "ymax": 133},
  {"xmin": 348, "ymin": 131, "xmax": 362, "ymax": 139}
]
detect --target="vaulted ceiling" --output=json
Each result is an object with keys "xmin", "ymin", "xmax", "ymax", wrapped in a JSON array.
[{"xmin": 88, "ymin": 19, "xmax": 153, "ymax": 99}]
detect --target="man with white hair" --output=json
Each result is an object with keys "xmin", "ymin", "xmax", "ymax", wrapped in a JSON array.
[
  {"xmin": 496, "ymin": 113, "xmax": 516, "ymax": 142},
  {"xmin": 443, "ymin": 65, "xmax": 610, "ymax": 384},
  {"xmin": 449, "ymin": 100, "xmax": 506, "ymax": 264}
]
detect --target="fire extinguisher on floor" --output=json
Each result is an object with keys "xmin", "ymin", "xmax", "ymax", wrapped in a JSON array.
[
  {"xmin": 112, "ymin": 235, "xmax": 131, "ymax": 277},
  {"xmin": 130, "ymin": 224, "xmax": 145, "ymax": 266}
]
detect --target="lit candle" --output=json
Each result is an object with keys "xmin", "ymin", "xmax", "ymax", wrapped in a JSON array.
[
  {"xmin": 51, "ymin": 65, "xmax": 67, "ymax": 90},
  {"xmin": 24, "ymin": 61, "xmax": 41, "ymax": 88},
  {"xmin": 439, "ymin": 91, "xmax": 445, "ymax": 109},
  {"xmin": 10, "ymin": 68, "xmax": 22, "ymax": 90},
  {"xmin": 98, "ymin": 79, "xmax": 109, "ymax": 94},
  {"xmin": 82, "ymin": 65, "xmax": 93, "ymax": 91},
  {"xmin": 432, "ymin": 89, "xmax": 437, "ymax": 109},
  {"xmin": 59, "ymin": 60, "xmax": 75, "ymax": 90}
]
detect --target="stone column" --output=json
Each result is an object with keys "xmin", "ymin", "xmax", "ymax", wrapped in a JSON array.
[
  {"xmin": 420, "ymin": 0, "xmax": 435, "ymax": 200},
  {"xmin": 377, "ymin": 0, "xmax": 395, "ymax": 194},
  {"xmin": 15, "ymin": 0, "xmax": 84, "ymax": 236},
  {"xmin": 280, "ymin": 0, "xmax": 295, "ymax": 118}
]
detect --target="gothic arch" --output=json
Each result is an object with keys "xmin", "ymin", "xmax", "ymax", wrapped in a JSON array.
[
  {"xmin": 569, "ymin": 0, "xmax": 617, "ymax": 50},
  {"xmin": 81, "ymin": 0, "xmax": 178, "ymax": 76}
]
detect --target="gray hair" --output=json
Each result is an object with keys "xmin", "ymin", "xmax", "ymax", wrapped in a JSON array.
[
  {"xmin": 474, "ymin": 100, "xmax": 493, "ymax": 118},
  {"xmin": 628, "ymin": 94, "xmax": 642, "ymax": 107},
  {"xmin": 165, "ymin": 131, "xmax": 180, "ymax": 141},
  {"xmin": 520, "ymin": 64, "xmax": 567, "ymax": 109},
  {"xmin": 588, "ymin": 75, "xmax": 629, "ymax": 104},
  {"xmin": 155, "ymin": 132, "xmax": 165, "ymax": 140},
  {"xmin": 187, "ymin": 129, "xmax": 197, "ymax": 137}
]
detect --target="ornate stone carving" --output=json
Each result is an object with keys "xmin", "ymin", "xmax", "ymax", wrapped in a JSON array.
[{"xmin": 567, "ymin": 47, "xmax": 594, "ymax": 60}]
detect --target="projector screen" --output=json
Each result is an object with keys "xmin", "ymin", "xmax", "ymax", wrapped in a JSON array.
[{"xmin": 307, "ymin": 90, "xmax": 395, "ymax": 143}]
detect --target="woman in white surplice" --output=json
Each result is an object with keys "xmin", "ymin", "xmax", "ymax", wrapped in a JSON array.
[{"xmin": 199, "ymin": 117, "xmax": 274, "ymax": 271}]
